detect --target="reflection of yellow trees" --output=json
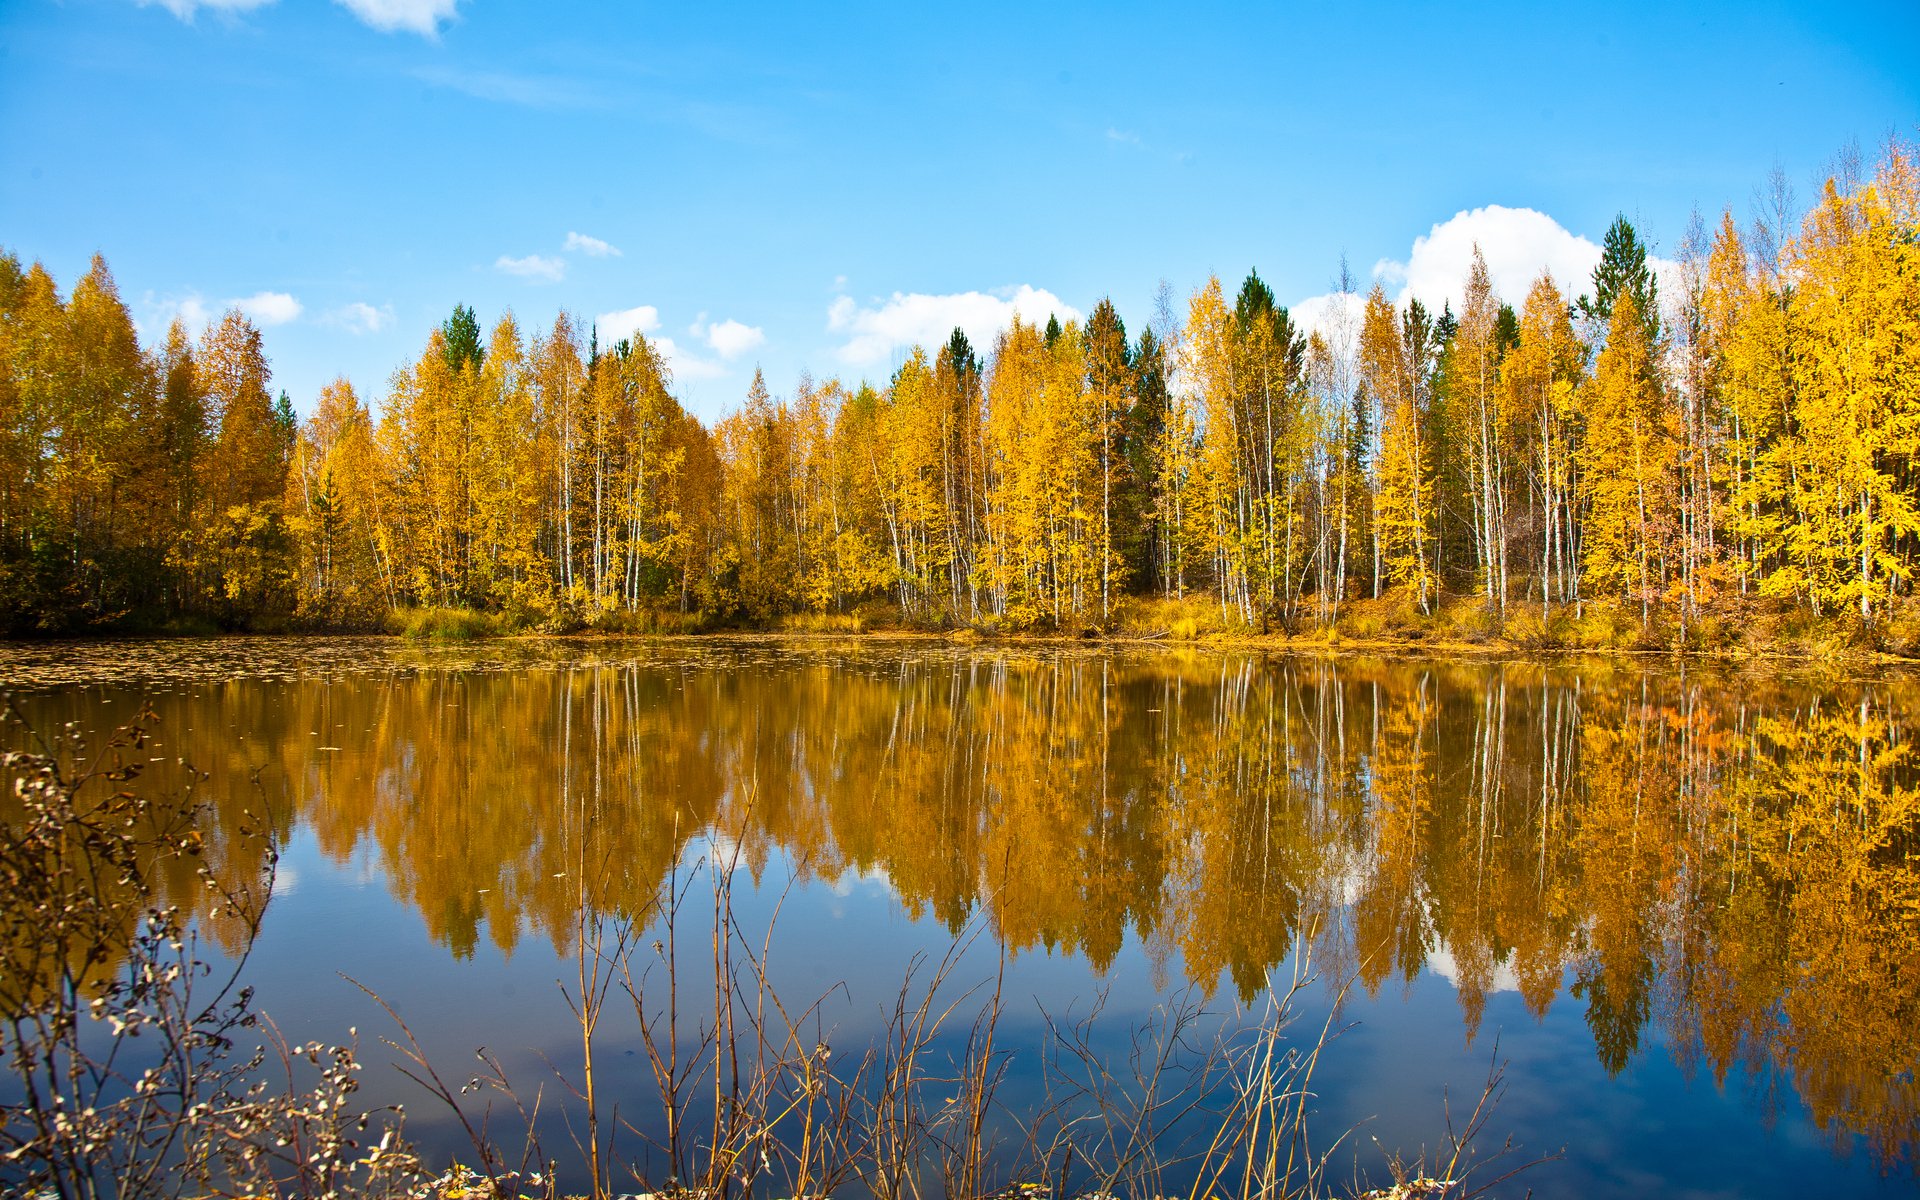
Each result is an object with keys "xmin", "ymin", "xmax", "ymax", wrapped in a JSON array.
[
  {"xmin": 1570, "ymin": 682, "xmax": 1684, "ymax": 1073},
  {"xmin": 1710, "ymin": 696, "xmax": 1920, "ymax": 1165},
  {"xmin": 25, "ymin": 649, "xmax": 1920, "ymax": 1165},
  {"xmin": 1354, "ymin": 669, "xmax": 1434, "ymax": 998},
  {"xmin": 1165, "ymin": 660, "xmax": 1330, "ymax": 999},
  {"xmin": 0, "ymin": 710, "xmax": 203, "ymax": 1013}
]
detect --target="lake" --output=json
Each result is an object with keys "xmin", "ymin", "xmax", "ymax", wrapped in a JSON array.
[{"xmin": 2, "ymin": 637, "xmax": 1915, "ymax": 1198}]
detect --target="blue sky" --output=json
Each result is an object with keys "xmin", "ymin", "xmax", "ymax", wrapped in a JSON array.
[{"xmin": 3, "ymin": 0, "xmax": 1916, "ymax": 422}]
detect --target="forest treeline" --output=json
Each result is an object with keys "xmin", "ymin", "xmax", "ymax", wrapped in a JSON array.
[{"xmin": 2, "ymin": 144, "xmax": 1915, "ymax": 638}]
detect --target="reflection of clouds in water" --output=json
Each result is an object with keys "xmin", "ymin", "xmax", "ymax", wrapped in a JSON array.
[
  {"xmin": 1333, "ymin": 851, "xmax": 1371, "ymax": 907},
  {"xmin": 826, "ymin": 864, "xmax": 898, "ymax": 919},
  {"xmin": 349, "ymin": 845, "xmax": 382, "ymax": 888},
  {"xmin": 827, "ymin": 864, "xmax": 896, "ymax": 900},
  {"xmin": 1424, "ymin": 939, "xmax": 1520, "ymax": 994},
  {"xmin": 13, "ymin": 641, "xmax": 1919, "ymax": 1190},
  {"xmin": 275, "ymin": 830, "xmax": 382, "ymax": 896}
]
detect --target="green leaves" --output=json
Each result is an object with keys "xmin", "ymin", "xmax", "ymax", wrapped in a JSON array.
[{"xmin": 1578, "ymin": 214, "xmax": 1661, "ymax": 348}]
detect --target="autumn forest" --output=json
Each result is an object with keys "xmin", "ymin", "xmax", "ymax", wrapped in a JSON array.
[{"xmin": 3, "ymin": 144, "xmax": 1916, "ymax": 642}]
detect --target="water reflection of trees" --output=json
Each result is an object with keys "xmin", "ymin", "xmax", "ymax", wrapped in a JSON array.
[{"xmin": 27, "ymin": 649, "xmax": 1918, "ymax": 1167}]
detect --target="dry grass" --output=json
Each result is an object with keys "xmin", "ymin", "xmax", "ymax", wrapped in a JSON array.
[
  {"xmin": 1111, "ymin": 595, "xmax": 1252, "ymax": 641},
  {"xmin": 579, "ymin": 606, "xmax": 711, "ymax": 635},
  {"xmin": 387, "ymin": 831, "xmax": 1543, "ymax": 1200},
  {"xmin": 776, "ymin": 610, "xmax": 869, "ymax": 634},
  {"xmin": 390, "ymin": 606, "xmax": 508, "ymax": 640}
]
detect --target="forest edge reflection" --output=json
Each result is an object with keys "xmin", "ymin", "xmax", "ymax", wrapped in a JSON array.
[{"xmin": 4, "ymin": 641, "xmax": 1918, "ymax": 1179}]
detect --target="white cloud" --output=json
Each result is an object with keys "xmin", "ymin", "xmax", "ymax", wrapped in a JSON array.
[
  {"xmin": 1650, "ymin": 257, "xmax": 1688, "ymax": 325},
  {"xmin": 496, "ymin": 253, "xmax": 566, "ymax": 283},
  {"xmin": 564, "ymin": 231, "xmax": 622, "ymax": 258},
  {"xmin": 596, "ymin": 305, "xmax": 734, "ymax": 381},
  {"xmin": 143, "ymin": 0, "xmax": 455, "ymax": 33},
  {"xmin": 136, "ymin": 0, "xmax": 274, "ymax": 21},
  {"xmin": 1106, "ymin": 127, "xmax": 1141, "ymax": 145},
  {"xmin": 137, "ymin": 291, "xmax": 213, "ymax": 339},
  {"xmin": 322, "ymin": 301, "xmax": 392, "ymax": 335},
  {"xmin": 1290, "ymin": 206, "xmax": 1680, "ymax": 331},
  {"xmin": 1289, "ymin": 290, "xmax": 1367, "ymax": 346},
  {"xmin": 653, "ymin": 336, "xmax": 726, "ymax": 382},
  {"xmin": 595, "ymin": 304, "xmax": 660, "ymax": 344},
  {"xmin": 1376, "ymin": 205, "xmax": 1603, "ymax": 313},
  {"xmin": 332, "ymin": 0, "xmax": 457, "ymax": 36},
  {"xmin": 705, "ymin": 318, "xmax": 765, "ymax": 359},
  {"xmin": 828, "ymin": 285, "xmax": 1083, "ymax": 368},
  {"xmin": 234, "ymin": 291, "xmax": 302, "ymax": 325},
  {"xmin": 1368, "ymin": 204, "xmax": 1688, "ymax": 314},
  {"xmin": 140, "ymin": 289, "xmax": 307, "ymax": 335}
]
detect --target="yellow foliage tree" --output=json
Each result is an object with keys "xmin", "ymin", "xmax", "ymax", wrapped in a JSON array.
[
  {"xmin": 1578, "ymin": 291, "xmax": 1676, "ymax": 619},
  {"xmin": 1360, "ymin": 285, "xmax": 1435, "ymax": 610}
]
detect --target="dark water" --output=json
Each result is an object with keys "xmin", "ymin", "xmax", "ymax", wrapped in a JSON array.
[{"xmin": 3, "ymin": 637, "xmax": 1917, "ymax": 1197}]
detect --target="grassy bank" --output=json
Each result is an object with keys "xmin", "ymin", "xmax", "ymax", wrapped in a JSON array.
[
  {"xmin": 387, "ymin": 604, "xmax": 715, "ymax": 639},
  {"xmin": 74, "ymin": 588, "xmax": 1920, "ymax": 666},
  {"xmin": 1193, "ymin": 589, "xmax": 1920, "ymax": 663}
]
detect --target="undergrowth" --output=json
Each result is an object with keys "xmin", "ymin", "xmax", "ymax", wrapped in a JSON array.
[{"xmin": 389, "ymin": 606, "xmax": 507, "ymax": 640}]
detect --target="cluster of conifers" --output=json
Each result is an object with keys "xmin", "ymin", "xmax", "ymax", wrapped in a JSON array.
[{"xmin": 1, "ymin": 143, "xmax": 1914, "ymax": 635}]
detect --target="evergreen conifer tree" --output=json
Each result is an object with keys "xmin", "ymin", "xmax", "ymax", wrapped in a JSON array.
[
  {"xmin": 442, "ymin": 304, "xmax": 484, "ymax": 373},
  {"xmin": 1578, "ymin": 215, "xmax": 1660, "ymax": 347}
]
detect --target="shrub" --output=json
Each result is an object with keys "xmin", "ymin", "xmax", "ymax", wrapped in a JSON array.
[
  {"xmin": 1502, "ymin": 603, "xmax": 1570, "ymax": 652},
  {"xmin": 777, "ymin": 610, "xmax": 868, "ymax": 634},
  {"xmin": 391, "ymin": 606, "xmax": 504, "ymax": 640},
  {"xmin": 1880, "ymin": 598, "xmax": 1920, "ymax": 658},
  {"xmin": 1343, "ymin": 611, "xmax": 1384, "ymax": 640},
  {"xmin": 1567, "ymin": 602, "xmax": 1636, "ymax": 650},
  {"xmin": 576, "ymin": 605, "xmax": 711, "ymax": 635},
  {"xmin": 0, "ymin": 702, "xmax": 423, "ymax": 1197},
  {"xmin": 1114, "ymin": 594, "xmax": 1245, "ymax": 641},
  {"xmin": 1447, "ymin": 600, "xmax": 1501, "ymax": 645}
]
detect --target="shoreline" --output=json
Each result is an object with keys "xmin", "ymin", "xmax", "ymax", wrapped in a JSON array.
[{"xmin": 12, "ymin": 620, "xmax": 1918, "ymax": 672}]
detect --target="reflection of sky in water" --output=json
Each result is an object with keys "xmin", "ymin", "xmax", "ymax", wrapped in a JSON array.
[
  {"xmin": 247, "ymin": 838, "xmax": 1907, "ymax": 1199},
  {"xmin": 3, "ymin": 639, "xmax": 1916, "ymax": 1197}
]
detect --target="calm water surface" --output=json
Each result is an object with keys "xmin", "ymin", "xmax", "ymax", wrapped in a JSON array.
[{"xmin": 3, "ymin": 637, "xmax": 1916, "ymax": 1197}]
